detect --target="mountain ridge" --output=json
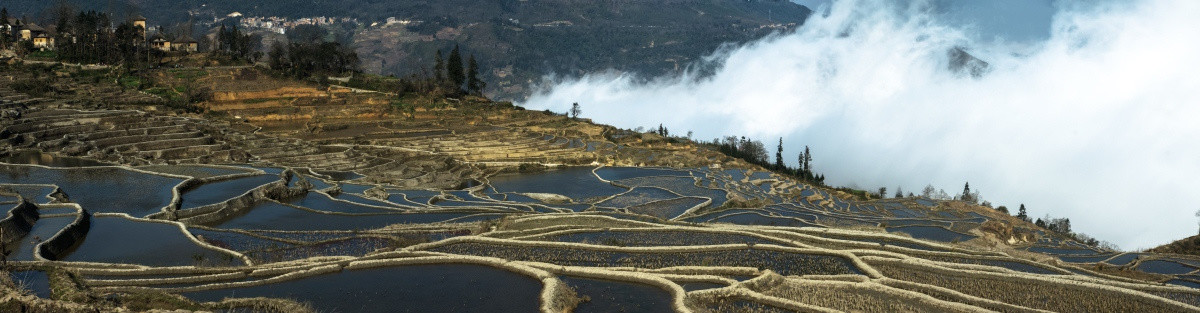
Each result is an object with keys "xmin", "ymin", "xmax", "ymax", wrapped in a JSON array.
[{"xmin": 2, "ymin": 0, "xmax": 812, "ymax": 100}]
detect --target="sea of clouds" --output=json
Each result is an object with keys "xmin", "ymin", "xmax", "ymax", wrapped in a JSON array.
[{"xmin": 520, "ymin": 0, "xmax": 1200, "ymax": 250}]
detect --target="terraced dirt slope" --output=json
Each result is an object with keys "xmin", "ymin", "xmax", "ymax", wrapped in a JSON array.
[
  {"xmin": 3, "ymin": 65, "xmax": 1200, "ymax": 312},
  {"xmin": 1, "ymin": 68, "xmax": 742, "ymax": 187}
]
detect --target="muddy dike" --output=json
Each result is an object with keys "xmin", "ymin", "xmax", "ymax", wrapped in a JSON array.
[
  {"xmin": 36, "ymin": 208, "xmax": 90, "ymax": 260},
  {"xmin": 172, "ymin": 177, "xmax": 310, "ymax": 226},
  {"xmin": 0, "ymin": 200, "xmax": 39, "ymax": 246}
]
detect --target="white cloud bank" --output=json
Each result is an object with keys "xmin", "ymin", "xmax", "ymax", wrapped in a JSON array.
[{"xmin": 520, "ymin": 0, "xmax": 1200, "ymax": 250}]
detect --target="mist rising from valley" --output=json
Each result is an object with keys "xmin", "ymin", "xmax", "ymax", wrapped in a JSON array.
[{"xmin": 521, "ymin": 0, "xmax": 1200, "ymax": 249}]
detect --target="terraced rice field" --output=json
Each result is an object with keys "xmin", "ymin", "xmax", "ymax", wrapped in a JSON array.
[
  {"xmin": 4, "ymin": 159, "xmax": 1200, "ymax": 312},
  {"xmin": 1, "ymin": 85, "xmax": 1197, "ymax": 312}
]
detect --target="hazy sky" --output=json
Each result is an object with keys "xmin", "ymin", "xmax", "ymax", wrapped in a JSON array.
[
  {"xmin": 521, "ymin": 0, "xmax": 1200, "ymax": 250},
  {"xmin": 797, "ymin": 0, "xmax": 1056, "ymax": 42}
]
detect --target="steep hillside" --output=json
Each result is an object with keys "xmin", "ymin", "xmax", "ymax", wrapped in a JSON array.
[
  {"xmin": 1151, "ymin": 234, "xmax": 1200, "ymax": 256},
  {"xmin": 341, "ymin": 0, "xmax": 812, "ymax": 99},
  {"xmin": 6, "ymin": 61, "xmax": 1200, "ymax": 313}
]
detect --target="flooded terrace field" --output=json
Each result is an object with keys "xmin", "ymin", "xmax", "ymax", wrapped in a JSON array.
[{"xmin": 1, "ymin": 160, "xmax": 1195, "ymax": 312}]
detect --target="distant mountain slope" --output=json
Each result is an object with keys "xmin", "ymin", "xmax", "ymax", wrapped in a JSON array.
[
  {"xmin": 352, "ymin": 0, "xmax": 811, "ymax": 99},
  {"xmin": 3, "ymin": 0, "xmax": 811, "ymax": 100}
]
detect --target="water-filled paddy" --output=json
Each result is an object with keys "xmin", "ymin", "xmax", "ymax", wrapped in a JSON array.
[
  {"xmin": 387, "ymin": 189, "xmax": 441, "ymax": 206},
  {"xmin": 242, "ymin": 166, "xmax": 285, "ymax": 175},
  {"xmin": 889, "ymin": 208, "xmax": 926, "ymax": 218},
  {"xmin": 1028, "ymin": 246, "xmax": 1102, "ymax": 256},
  {"xmin": 0, "ymin": 156, "xmax": 1180, "ymax": 310},
  {"xmin": 1137, "ymin": 260, "xmax": 1198, "ymax": 275},
  {"xmin": 931, "ymin": 256, "xmax": 1064, "ymax": 275},
  {"xmin": 183, "ymin": 264, "xmax": 543, "ymax": 313},
  {"xmin": 614, "ymin": 176, "xmax": 727, "ymax": 208},
  {"xmin": 1057, "ymin": 253, "xmax": 1119, "ymax": 263},
  {"xmin": 878, "ymin": 219, "xmax": 952, "ymax": 228},
  {"xmin": 296, "ymin": 175, "xmax": 332, "ymax": 190},
  {"xmin": 1168, "ymin": 279, "xmax": 1200, "ymax": 289},
  {"xmin": 0, "ymin": 165, "xmax": 183, "ymax": 216},
  {"xmin": 886, "ymin": 226, "xmax": 976, "ymax": 243},
  {"xmin": 338, "ymin": 183, "xmax": 375, "ymax": 194},
  {"xmin": 594, "ymin": 167, "xmax": 693, "ymax": 181},
  {"xmin": 562, "ymin": 276, "xmax": 673, "ymax": 313},
  {"xmin": 595, "ymin": 187, "xmax": 681, "ymax": 209},
  {"xmin": 810, "ymin": 231, "xmax": 951, "ymax": 252},
  {"xmin": 723, "ymin": 169, "xmax": 747, "ymax": 182},
  {"xmin": 138, "ymin": 164, "xmax": 256, "ymax": 178},
  {"xmin": 289, "ymin": 192, "xmax": 395, "ymax": 214},
  {"xmin": 488, "ymin": 167, "xmax": 627, "ymax": 202},
  {"xmin": 62, "ymin": 216, "xmax": 241, "ymax": 266},
  {"xmin": 180, "ymin": 175, "xmax": 280, "ymax": 209},
  {"xmin": 1105, "ymin": 253, "xmax": 1142, "ymax": 266},
  {"xmin": 9, "ymin": 270, "xmax": 51, "ymax": 298},
  {"xmin": 627, "ymin": 197, "xmax": 707, "ymax": 220},
  {"xmin": 211, "ymin": 200, "xmax": 489, "ymax": 231},
  {"xmin": 429, "ymin": 242, "xmax": 862, "ymax": 276},
  {"xmin": 244, "ymin": 236, "xmax": 394, "ymax": 263},
  {"xmin": 678, "ymin": 281, "xmax": 726, "ymax": 292},
  {"xmin": 533, "ymin": 229, "xmax": 778, "ymax": 247},
  {"xmin": 708, "ymin": 212, "xmax": 822, "ymax": 228},
  {"xmin": 6, "ymin": 215, "xmax": 75, "ymax": 261},
  {"xmin": 1, "ymin": 184, "xmax": 56, "ymax": 203},
  {"xmin": 188, "ymin": 228, "xmax": 294, "ymax": 252}
]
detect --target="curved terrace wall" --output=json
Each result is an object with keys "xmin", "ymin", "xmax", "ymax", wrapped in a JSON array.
[
  {"xmin": 35, "ymin": 205, "xmax": 89, "ymax": 261},
  {"xmin": 0, "ymin": 200, "xmax": 39, "ymax": 246}
]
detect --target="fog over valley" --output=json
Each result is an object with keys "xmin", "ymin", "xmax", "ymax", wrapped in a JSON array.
[{"xmin": 522, "ymin": 0, "xmax": 1200, "ymax": 250}]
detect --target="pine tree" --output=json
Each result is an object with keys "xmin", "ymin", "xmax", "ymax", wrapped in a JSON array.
[
  {"xmin": 803, "ymin": 146, "xmax": 812, "ymax": 172},
  {"xmin": 434, "ymin": 50, "xmax": 445, "ymax": 86},
  {"xmin": 894, "ymin": 187, "xmax": 903, "ymax": 198},
  {"xmin": 466, "ymin": 55, "xmax": 485, "ymax": 95},
  {"xmin": 1017, "ymin": 204, "xmax": 1029, "ymax": 222},
  {"xmin": 447, "ymin": 45, "xmax": 465, "ymax": 92},
  {"xmin": 797, "ymin": 152, "xmax": 804, "ymax": 177},
  {"xmin": 0, "ymin": 8, "xmax": 8, "ymax": 48},
  {"xmin": 775, "ymin": 138, "xmax": 784, "ymax": 170},
  {"xmin": 268, "ymin": 41, "xmax": 287, "ymax": 70},
  {"xmin": 570, "ymin": 103, "xmax": 581, "ymax": 119},
  {"xmin": 961, "ymin": 182, "xmax": 972, "ymax": 203}
]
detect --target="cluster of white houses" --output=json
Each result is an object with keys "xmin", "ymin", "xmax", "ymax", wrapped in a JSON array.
[
  {"xmin": 2, "ymin": 17, "xmax": 55, "ymax": 49},
  {"xmin": 2, "ymin": 15, "xmax": 197, "ymax": 52}
]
